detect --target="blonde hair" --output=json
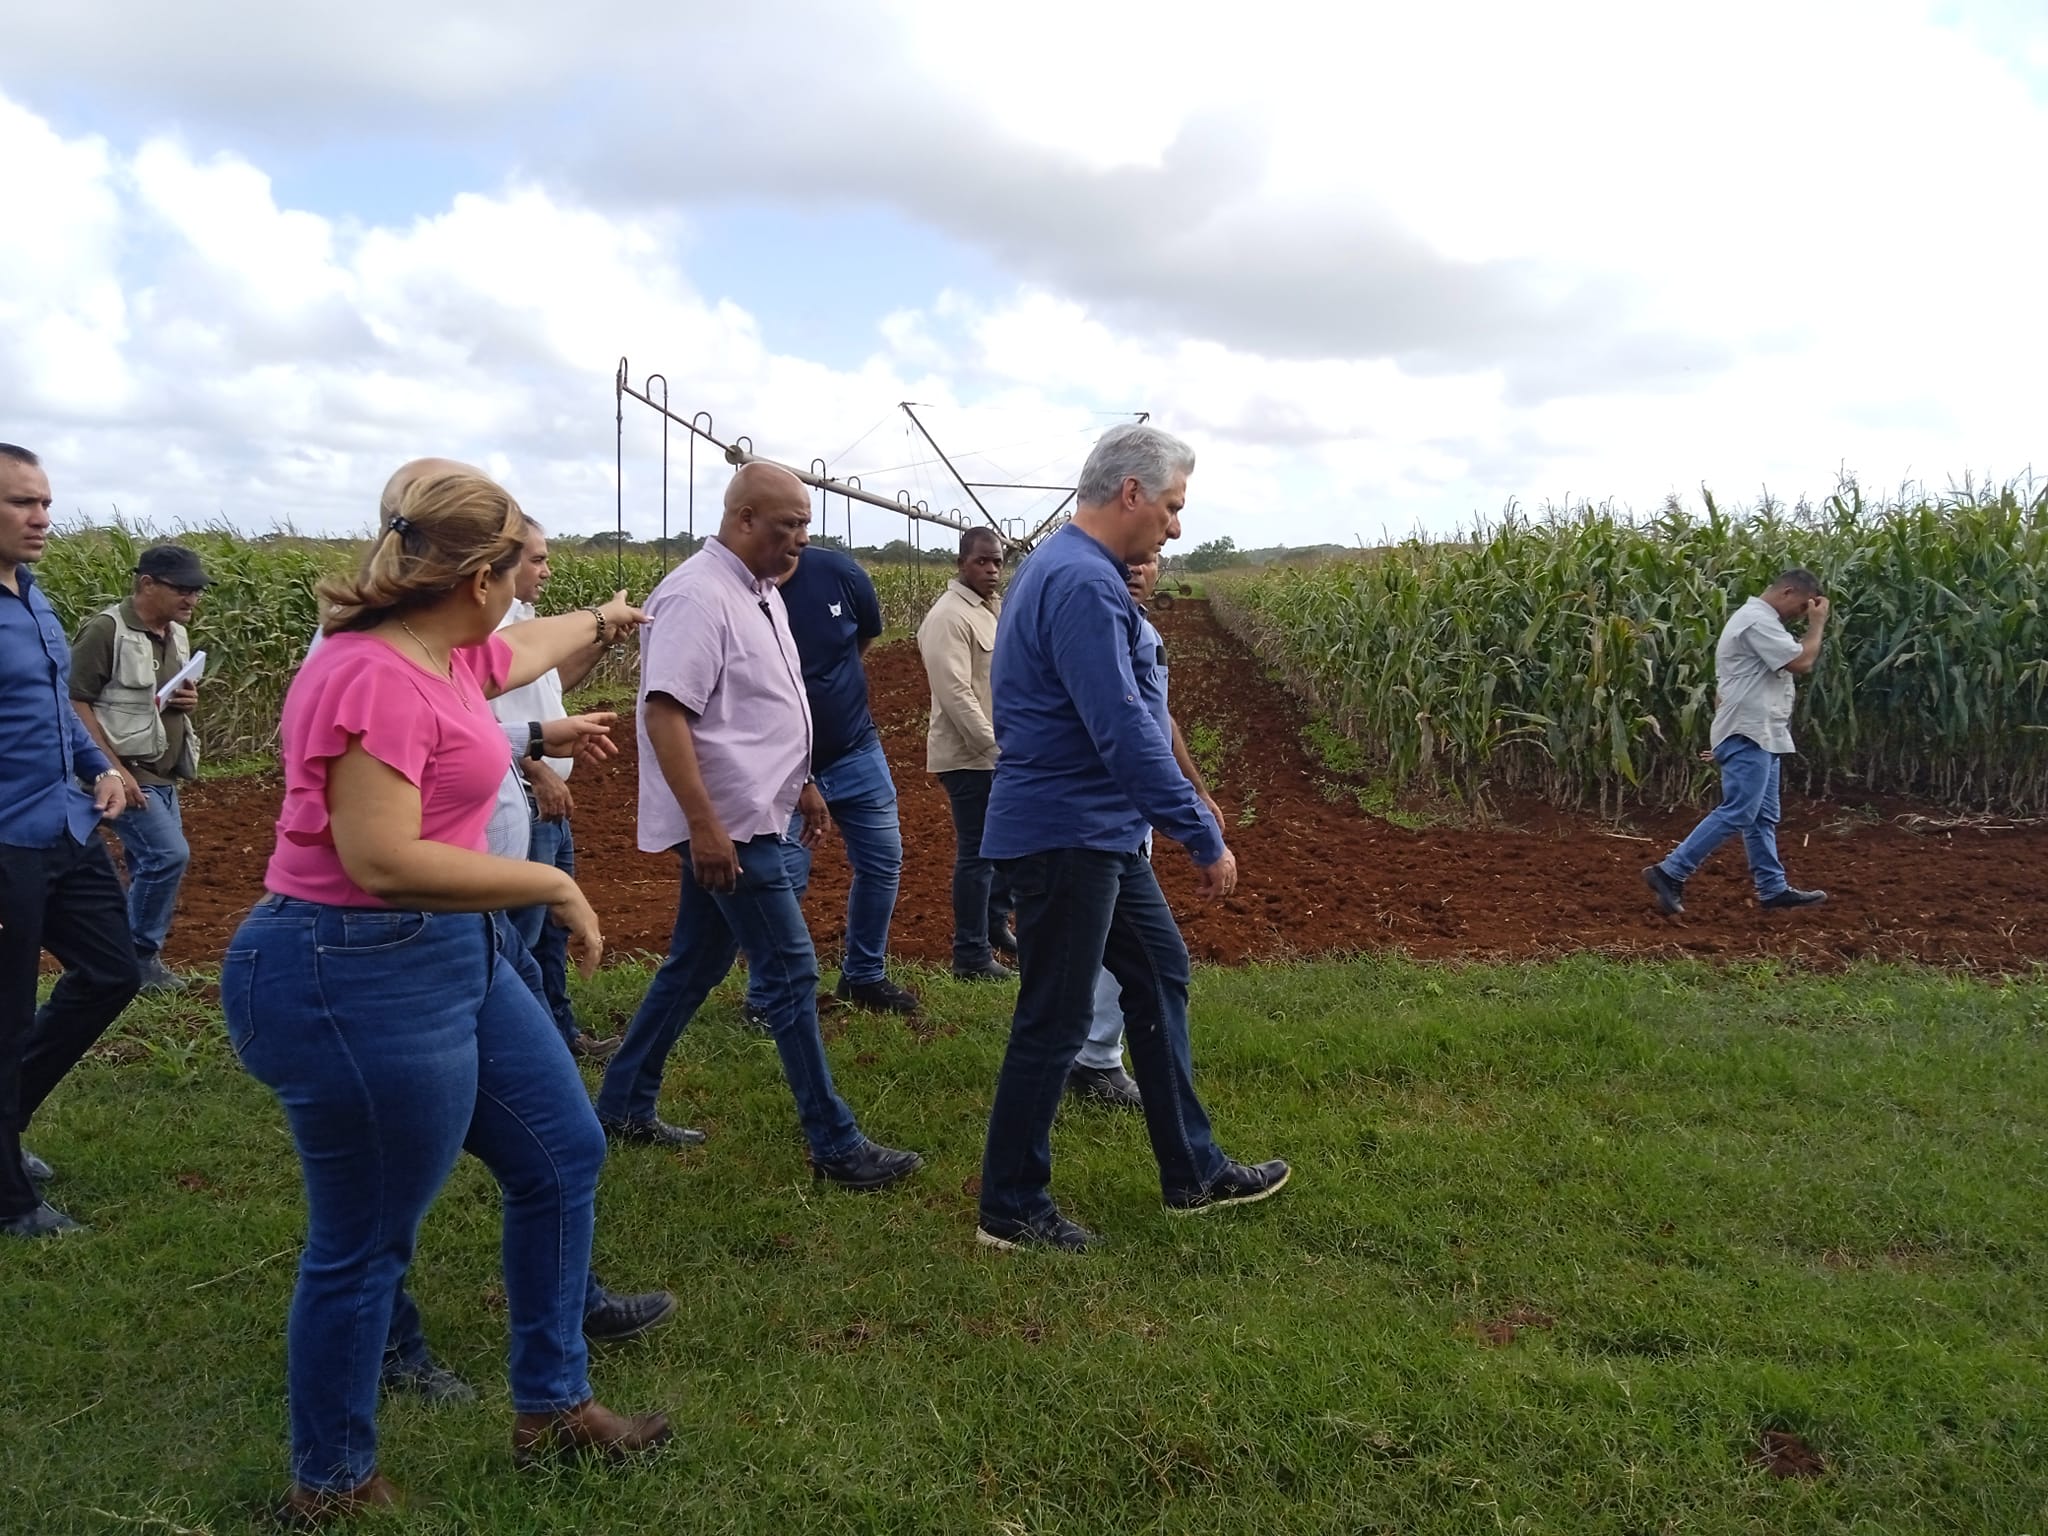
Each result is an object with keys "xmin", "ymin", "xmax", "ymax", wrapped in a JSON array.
[{"xmin": 319, "ymin": 468, "xmax": 528, "ymax": 633}]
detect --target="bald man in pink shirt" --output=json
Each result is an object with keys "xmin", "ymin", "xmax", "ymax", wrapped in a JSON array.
[{"xmin": 595, "ymin": 464, "xmax": 921, "ymax": 1191}]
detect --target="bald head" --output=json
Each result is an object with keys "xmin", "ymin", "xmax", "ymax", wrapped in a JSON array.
[
  {"xmin": 381, "ymin": 457, "xmax": 485, "ymax": 519},
  {"xmin": 720, "ymin": 461, "xmax": 812, "ymax": 581}
]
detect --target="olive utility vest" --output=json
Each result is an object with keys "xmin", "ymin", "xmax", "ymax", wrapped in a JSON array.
[{"xmin": 92, "ymin": 602, "xmax": 201, "ymax": 779}]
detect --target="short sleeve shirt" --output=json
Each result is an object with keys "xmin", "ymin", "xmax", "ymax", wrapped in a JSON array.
[
  {"xmin": 636, "ymin": 539, "xmax": 813, "ymax": 852},
  {"xmin": 68, "ymin": 599, "xmax": 193, "ymax": 784},
  {"xmin": 1709, "ymin": 596, "xmax": 1804, "ymax": 754},
  {"xmin": 778, "ymin": 546, "xmax": 884, "ymax": 773},
  {"xmin": 265, "ymin": 631, "xmax": 514, "ymax": 905}
]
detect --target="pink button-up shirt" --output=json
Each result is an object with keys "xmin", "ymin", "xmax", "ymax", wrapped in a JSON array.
[{"xmin": 635, "ymin": 537, "xmax": 813, "ymax": 852}]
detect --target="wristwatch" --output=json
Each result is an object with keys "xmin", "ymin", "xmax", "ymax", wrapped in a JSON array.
[{"xmin": 526, "ymin": 721, "xmax": 545, "ymax": 761}]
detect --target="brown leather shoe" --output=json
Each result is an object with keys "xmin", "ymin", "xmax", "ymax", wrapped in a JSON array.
[
  {"xmin": 512, "ymin": 1398, "xmax": 672, "ymax": 1468},
  {"xmin": 276, "ymin": 1472, "xmax": 401, "ymax": 1526}
]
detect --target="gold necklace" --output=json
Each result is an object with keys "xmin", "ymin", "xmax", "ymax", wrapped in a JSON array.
[{"xmin": 398, "ymin": 619, "xmax": 471, "ymax": 710}]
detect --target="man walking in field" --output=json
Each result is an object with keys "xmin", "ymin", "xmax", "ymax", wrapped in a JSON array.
[
  {"xmin": 975, "ymin": 423, "xmax": 1287, "ymax": 1252},
  {"xmin": 741, "ymin": 538, "xmax": 919, "ymax": 1023},
  {"xmin": 1643, "ymin": 569, "xmax": 1831, "ymax": 915},
  {"xmin": 1070, "ymin": 549, "xmax": 1226, "ymax": 1113},
  {"xmin": 0, "ymin": 444, "xmax": 141, "ymax": 1238},
  {"xmin": 917, "ymin": 526, "xmax": 1017, "ymax": 982},
  {"xmin": 68, "ymin": 544, "xmax": 210, "ymax": 993},
  {"xmin": 596, "ymin": 462, "xmax": 922, "ymax": 1191}
]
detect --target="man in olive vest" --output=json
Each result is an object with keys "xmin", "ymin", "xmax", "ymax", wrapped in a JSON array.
[{"xmin": 69, "ymin": 545, "xmax": 208, "ymax": 992}]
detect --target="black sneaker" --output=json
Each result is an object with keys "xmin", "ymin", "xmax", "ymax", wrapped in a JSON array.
[
  {"xmin": 810, "ymin": 1138, "xmax": 923, "ymax": 1191},
  {"xmin": 599, "ymin": 1115, "xmax": 708, "ymax": 1148},
  {"xmin": 975, "ymin": 1207, "xmax": 1098, "ymax": 1253},
  {"xmin": 570, "ymin": 1033, "xmax": 621, "ymax": 1062},
  {"xmin": 836, "ymin": 975, "xmax": 920, "ymax": 1015},
  {"xmin": 741, "ymin": 1002, "xmax": 773, "ymax": 1034},
  {"xmin": 1164, "ymin": 1159, "xmax": 1291, "ymax": 1215},
  {"xmin": 21, "ymin": 1147, "xmax": 53, "ymax": 1185},
  {"xmin": 1640, "ymin": 865, "xmax": 1687, "ymax": 915},
  {"xmin": 1760, "ymin": 886, "xmax": 1828, "ymax": 909},
  {"xmin": 1066, "ymin": 1064, "xmax": 1143, "ymax": 1111},
  {"xmin": 137, "ymin": 956, "xmax": 186, "ymax": 993},
  {"xmin": 990, "ymin": 925, "xmax": 1019, "ymax": 959},
  {"xmin": 952, "ymin": 959, "xmax": 1014, "ymax": 982},
  {"xmin": 380, "ymin": 1354, "xmax": 476, "ymax": 1405},
  {"xmin": 1, "ymin": 1202, "xmax": 83, "ymax": 1239},
  {"xmin": 584, "ymin": 1288, "xmax": 678, "ymax": 1343}
]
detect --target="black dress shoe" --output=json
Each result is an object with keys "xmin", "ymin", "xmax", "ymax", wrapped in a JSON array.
[
  {"xmin": 599, "ymin": 1115, "xmax": 707, "ymax": 1148},
  {"xmin": 952, "ymin": 959, "xmax": 1014, "ymax": 982},
  {"xmin": 836, "ymin": 975, "xmax": 920, "ymax": 1015},
  {"xmin": 1164, "ymin": 1158, "xmax": 1292, "ymax": 1214},
  {"xmin": 584, "ymin": 1288, "xmax": 678, "ymax": 1343},
  {"xmin": 380, "ymin": 1353, "xmax": 477, "ymax": 1405},
  {"xmin": 990, "ymin": 925, "xmax": 1019, "ymax": 957},
  {"xmin": 1641, "ymin": 865, "xmax": 1686, "ymax": 915},
  {"xmin": 810, "ymin": 1138, "xmax": 923, "ymax": 1191},
  {"xmin": 21, "ymin": 1147, "xmax": 53, "ymax": 1185},
  {"xmin": 975, "ymin": 1206, "xmax": 1098, "ymax": 1253},
  {"xmin": 570, "ymin": 1033, "xmax": 621, "ymax": 1062},
  {"xmin": 2, "ymin": 1202, "xmax": 84, "ymax": 1238},
  {"xmin": 1066, "ymin": 1064, "xmax": 1143, "ymax": 1111},
  {"xmin": 1760, "ymin": 886, "xmax": 1828, "ymax": 909}
]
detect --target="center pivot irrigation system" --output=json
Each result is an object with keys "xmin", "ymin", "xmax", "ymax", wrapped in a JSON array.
[{"xmin": 612, "ymin": 356, "xmax": 1147, "ymax": 580}]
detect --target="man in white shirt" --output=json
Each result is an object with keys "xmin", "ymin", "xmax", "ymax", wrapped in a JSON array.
[
  {"xmin": 491, "ymin": 520, "xmax": 617, "ymax": 1060},
  {"xmin": 1643, "ymin": 569, "xmax": 1831, "ymax": 915}
]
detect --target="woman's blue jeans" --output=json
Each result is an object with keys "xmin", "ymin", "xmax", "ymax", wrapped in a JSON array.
[{"xmin": 222, "ymin": 896, "xmax": 605, "ymax": 1492}]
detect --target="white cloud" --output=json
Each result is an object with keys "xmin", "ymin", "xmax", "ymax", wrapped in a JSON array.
[{"xmin": 2, "ymin": 0, "xmax": 2044, "ymax": 550}]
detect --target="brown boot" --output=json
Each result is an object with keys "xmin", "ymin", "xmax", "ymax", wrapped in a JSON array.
[
  {"xmin": 275, "ymin": 1472, "xmax": 401, "ymax": 1526},
  {"xmin": 512, "ymin": 1398, "xmax": 672, "ymax": 1468}
]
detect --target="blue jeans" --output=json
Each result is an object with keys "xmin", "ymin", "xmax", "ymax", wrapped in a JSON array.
[
  {"xmin": 1659, "ymin": 735, "xmax": 1788, "ymax": 898},
  {"xmin": 223, "ymin": 897, "xmax": 604, "ymax": 1492},
  {"xmin": 1079, "ymin": 833, "xmax": 1152, "ymax": 1071},
  {"xmin": 114, "ymin": 781, "xmax": 190, "ymax": 960},
  {"xmin": 596, "ymin": 836, "xmax": 863, "ymax": 1161},
  {"xmin": 508, "ymin": 814, "xmax": 580, "ymax": 1044},
  {"xmin": 745, "ymin": 741, "xmax": 902, "ymax": 1002},
  {"xmin": 979, "ymin": 848, "xmax": 1227, "ymax": 1226},
  {"xmin": 936, "ymin": 770, "xmax": 1014, "ymax": 970},
  {"xmin": 385, "ymin": 916, "xmax": 604, "ymax": 1369}
]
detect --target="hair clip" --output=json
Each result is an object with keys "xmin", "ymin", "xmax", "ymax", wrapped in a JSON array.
[{"xmin": 387, "ymin": 515, "xmax": 414, "ymax": 536}]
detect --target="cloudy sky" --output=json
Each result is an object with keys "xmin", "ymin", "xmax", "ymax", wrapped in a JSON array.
[{"xmin": 4, "ymin": 0, "xmax": 2043, "ymax": 550}]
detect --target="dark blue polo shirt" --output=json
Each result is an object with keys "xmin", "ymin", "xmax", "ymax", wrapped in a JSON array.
[
  {"xmin": 0, "ymin": 567, "xmax": 113, "ymax": 847},
  {"xmin": 780, "ymin": 545, "xmax": 884, "ymax": 774},
  {"xmin": 981, "ymin": 523, "xmax": 1221, "ymax": 864}
]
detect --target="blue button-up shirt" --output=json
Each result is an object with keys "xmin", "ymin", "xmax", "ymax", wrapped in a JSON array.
[
  {"xmin": 0, "ymin": 567, "xmax": 111, "ymax": 847},
  {"xmin": 982, "ymin": 523, "xmax": 1222, "ymax": 865}
]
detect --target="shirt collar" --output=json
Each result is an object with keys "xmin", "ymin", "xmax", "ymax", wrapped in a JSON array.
[
  {"xmin": 705, "ymin": 536, "xmax": 776, "ymax": 598},
  {"xmin": 947, "ymin": 578, "xmax": 993, "ymax": 610}
]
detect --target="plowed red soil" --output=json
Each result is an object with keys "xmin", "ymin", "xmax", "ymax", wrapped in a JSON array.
[{"xmin": 160, "ymin": 600, "xmax": 2048, "ymax": 973}]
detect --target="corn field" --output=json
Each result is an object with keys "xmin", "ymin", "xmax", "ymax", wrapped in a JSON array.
[
  {"xmin": 1210, "ymin": 479, "xmax": 2048, "ymax": 817},
  {"xmin": 34, "ymin": 527, "xmax": 952, "ymax": 761}
]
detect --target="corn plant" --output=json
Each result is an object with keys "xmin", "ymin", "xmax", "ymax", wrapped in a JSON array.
[{"xmin": 1210, "ymin": 478, "xmax": 2048, "ymax": 816}]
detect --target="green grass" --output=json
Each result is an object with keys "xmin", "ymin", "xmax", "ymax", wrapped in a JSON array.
[{"xmin": 8, "ymin": 956, "xmax": 2048, "ymax": 1533}]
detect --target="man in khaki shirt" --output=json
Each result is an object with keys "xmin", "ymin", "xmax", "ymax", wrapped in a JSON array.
[{"xmin": 916, "ymin": 527, "xmax": 1014, "ymax": 980}]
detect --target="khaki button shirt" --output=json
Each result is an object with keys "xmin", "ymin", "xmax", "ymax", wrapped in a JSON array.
[{"xmin": 917, "ymin": 579, "xmax": 999, "ymax": 773}]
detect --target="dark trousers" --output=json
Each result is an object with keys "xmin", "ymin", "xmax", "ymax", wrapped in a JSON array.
[
  {"xmin": 978, "ymin": 848, "xmax": 1227, "ymax": 1226},
  {"xmin": 0, "ymin": 834, "xmax": 142, "ymax": 1218},
  {"xmin": 937, "ymin": 770, "xmax": 1013, "ymax": 970}
]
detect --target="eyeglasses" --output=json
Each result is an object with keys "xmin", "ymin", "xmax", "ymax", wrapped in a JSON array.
[{"xmin": 158, "ymin": 581, "xmax": 205, "ymax": 596}]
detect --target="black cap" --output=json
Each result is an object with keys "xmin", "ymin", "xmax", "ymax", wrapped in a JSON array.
[{"xmin": 136, "ymin": 545, "xmax": 210, "ymax": 589}]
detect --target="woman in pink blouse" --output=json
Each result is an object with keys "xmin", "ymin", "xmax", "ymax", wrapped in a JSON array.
[{"xmin": 221, "ymin": 460, "xmax": 663, "ymax": 1523}]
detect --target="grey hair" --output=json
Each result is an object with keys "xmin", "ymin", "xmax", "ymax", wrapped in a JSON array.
[{"xmin": 1074, "ymin": 423, "xmax": 1194, "ymax": 508}]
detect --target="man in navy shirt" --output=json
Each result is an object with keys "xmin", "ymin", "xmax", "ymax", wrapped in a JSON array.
[
  {"xmin": 743, "ymin": 541, "xmax": 919, "ymax": 1018},
  {"xmin": 974, "ymin": 424, "xmax": 1288, "ymax": 1252},
  {"xmin": 0, "ymin": 444, "xmax": 141, "ymax": 1238}
]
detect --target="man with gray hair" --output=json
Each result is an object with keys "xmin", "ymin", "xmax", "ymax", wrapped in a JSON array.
[{"xmin": 974, "ymin": 423, "xmax": 1288, "ymax": 1252}]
